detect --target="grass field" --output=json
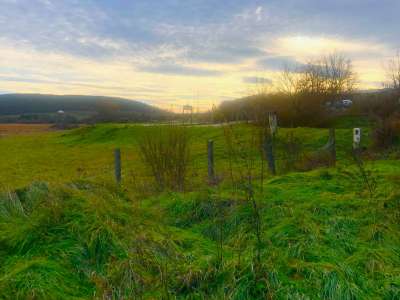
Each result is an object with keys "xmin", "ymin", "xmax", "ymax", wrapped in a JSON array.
[
  {"xmin": 0, "ymin": 123, "xmax": 399, "ymax": 299},
  {"xmin": 0, "ymin": 123, "xmax": 367, "ymax": 190}
]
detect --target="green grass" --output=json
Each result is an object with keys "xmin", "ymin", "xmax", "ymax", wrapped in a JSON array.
[
  {"xmin": 332, "ymin": 115, "xmax": 372, "ymax": 129},
  {"xmin": 0, "ymin": 123, "xmax": 398, "ymax": 299},
  {"xmin": 0, "ymin": 123, "xmax": 368, "ymax": 190}
]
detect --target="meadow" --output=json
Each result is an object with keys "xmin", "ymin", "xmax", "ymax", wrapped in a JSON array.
[
  {"xmin": 0, "ymin": 123, "xmax": 362, "ymax": 190},
  {"xmin": 0, "ymin": 123, "xmax": 399, "ymax": 299}
]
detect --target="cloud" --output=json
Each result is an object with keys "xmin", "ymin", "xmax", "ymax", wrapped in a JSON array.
[
  {"xmin": 0, "ymin": 41, "xmax": 243, "ymax": 108},
  {"xmin": 0, "ymin": 75, "xmax": 164, "ymax": 94},
  {"xmin": 190, "ymin": 46, "xmax": 266, "ymax": 64},
  {"xmin": 152, "ymin": 20, "xmax": 267, "ymax": 64},
  {"xmin": 255, "ymin": 6, "xmax": 263, "ymax": 21},
  {"xmin": 138, "ymin": 63, "xmax": 223, "ymax": 77},
  {"xmin": 242, "ymin": 76, "xmax": 272, "ymax": 85},
  {"xmin": 235, "ymin": 5, "xmax": 265, "ymax": 22},
  {"xmin": 257, "ymin": 56, "xmax": 305, "ymax": 71},
  {"xmin": 0, "ymin": 0, "xmax": 398, "ymax": 109}
]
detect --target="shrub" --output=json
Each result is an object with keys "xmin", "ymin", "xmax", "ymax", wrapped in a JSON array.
[
  {"xmin": 296, "ymin": 150, "xmax": 333, "ymax": 172},
  {"xmin": 372, "ymin": 116, "xmax": 400, "ymax": 150},
  {"xmin": 279, "ymin": 132, "xmax": 304, "ymax": 172},
  {"xmin": 139, "ymin": 125, "xmax": 191, "ymax": 191}
]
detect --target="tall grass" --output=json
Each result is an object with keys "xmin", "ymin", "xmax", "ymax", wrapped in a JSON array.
[
  {"xmin": 1, "ymin": 124, "xmax": 400, "ymax": 299},
  {"xmin": 221, "ymin": 123, "xmax": 271, "ymax": 297},
  {"xmin": 0, "ymin": 181, "xmax": 186, "ymax": 299},
  {"xmin": 1, "ymin": 163, "xmax": 400, "ymax": 299}
]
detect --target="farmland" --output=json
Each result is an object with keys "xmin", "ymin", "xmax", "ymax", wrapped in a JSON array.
[
  {"xmin": 0, "ymin": 123, "xmax": 399, "ymax": 299},
  {"xmin": 0, "ymin": 124, "xmax": 54, "ymax": 136}
]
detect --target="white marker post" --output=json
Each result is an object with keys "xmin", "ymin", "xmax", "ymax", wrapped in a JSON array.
[{"xmin": 353, "ymin": 128, "xmax": 361, "ymax": 150}]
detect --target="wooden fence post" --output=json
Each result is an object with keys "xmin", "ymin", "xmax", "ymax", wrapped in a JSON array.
[
  {"xmin": 114, "ymin": 148, "xmax": 121, "ymax": 184},
  {"xmin": 329, "ymin": 128, "xmax": 336, "ymax": 166},
  {"xmin": 269, "ymin": 112, "xmax": 278, "ymax": 136},
  {"xmin": 208, "ymin": 140, "xmax": 215, "ymax": 184},
  {"xmin": 264, "ymin": 136, "xmax": 276, "ymax": 175}
]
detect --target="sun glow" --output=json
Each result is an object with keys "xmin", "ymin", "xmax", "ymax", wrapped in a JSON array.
[{"xmin": 274, "ymin": 35, "xmax": 387, "ymax": 59}]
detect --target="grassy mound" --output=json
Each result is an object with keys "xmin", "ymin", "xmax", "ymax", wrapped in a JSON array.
[
  {"xmin": 149, "ymin": 163, "xmax": 400, "ymax": 299},
  {"xmin": 0, "ymin": 181, "xmax": 213, "ymax": 299},
  {"xmin": 1, "ymin": 159, "xmax": 399, "ymax": 299}
]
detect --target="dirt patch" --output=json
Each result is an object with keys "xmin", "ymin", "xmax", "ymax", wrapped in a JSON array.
[{"xmin": 0, "ymin": 124, "xmax": 56, "ymax": 136}]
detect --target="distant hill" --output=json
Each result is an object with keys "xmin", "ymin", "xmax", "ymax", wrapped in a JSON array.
[{"xmin": 0, "ymin": 94, "xmax": 170, "ymax": 123}]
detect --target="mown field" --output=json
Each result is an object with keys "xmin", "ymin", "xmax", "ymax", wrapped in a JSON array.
[{"xmin": 0, "ymin": 123, "xmax": 399, "ymax": 299}]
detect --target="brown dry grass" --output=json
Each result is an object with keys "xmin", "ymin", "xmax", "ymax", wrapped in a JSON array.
[{"xmin": 0, "ymin": 124, "xmax": 55, "ymax": 136}]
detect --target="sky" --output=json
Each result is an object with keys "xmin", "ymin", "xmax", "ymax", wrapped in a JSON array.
[{"xmin": 0, "ymin": 0, "xmax": 399, "ymax": 111}]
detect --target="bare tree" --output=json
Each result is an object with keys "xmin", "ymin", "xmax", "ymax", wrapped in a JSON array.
[
  {"xmin": 299, "ymin": 53, "xmax": 356, "ymax": 100},
  {"xmin": 368, "ymin": 52, "xmax": 400, "ymax": 149},
  {"xmin": 277, "ymin": 65, "xmax": 302, "ymax": 96},
  {"xmin": 276, "ymin": 53, "xmax": 356, "ymax": 126},
  {"xmin": 322, "ymin": 53, "xmax": 357, "ymax": 99},
  {"xmin": 252, "ymin": 76, "xmax": 273, "ymax": 97},
  {"xmin": 277, "ymin": 66, "xmax": 304, "ymax": 125},
  {"xmin": 279, "ymin": 53, "xmax": 356, "ymax": 99},
  {"xmin": 218, "ymin": 53, "xmax": 356, "ymax": 126},
  {"xmin": 299, "ymin": 61, "xmax": 327, "ymax": 97},
  {"xmin": 386, "ymin": 51, "xmax": 400, "ymax": 94}
]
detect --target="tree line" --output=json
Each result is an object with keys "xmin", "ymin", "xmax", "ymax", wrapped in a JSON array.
[{"xmin": 214, "ymin": 52, "xmax": 400, "ymax": 129}]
